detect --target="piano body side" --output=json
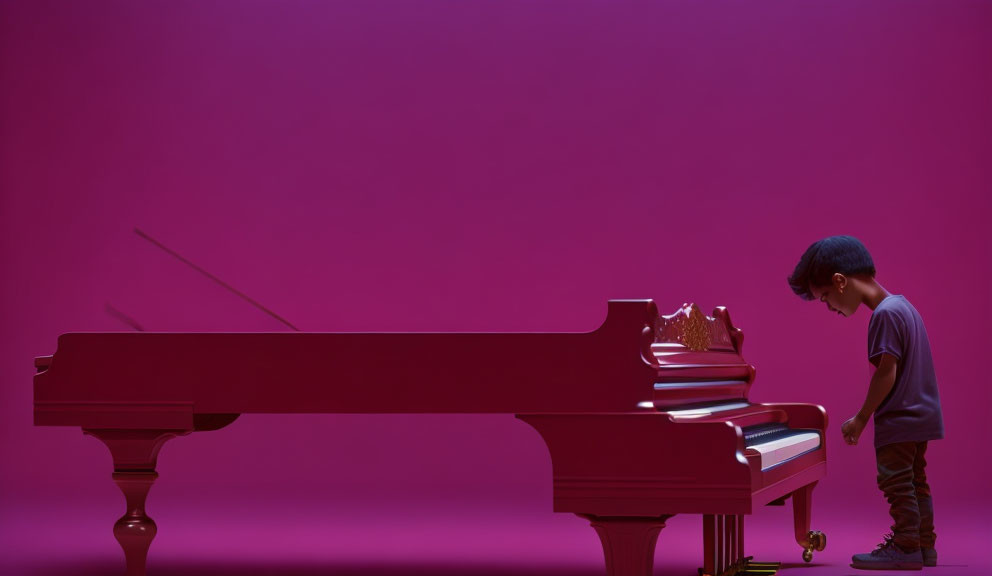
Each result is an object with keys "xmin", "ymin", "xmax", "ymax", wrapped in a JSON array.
[
  {"xmin": 517, "ymin": 412, "xmax": 754, "ymax": 516},
  {"xmin": 34, "ymin": 300, "xmax": 660, "ymax": 428},
  {"xmin": 518, "ymin": 402, "xmax": 828, "ymax": 518}
]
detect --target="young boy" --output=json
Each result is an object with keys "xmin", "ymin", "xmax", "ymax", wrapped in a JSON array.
[{"xmin": 788, "ymin": 235, "xmax": 944, "ymax": 571}]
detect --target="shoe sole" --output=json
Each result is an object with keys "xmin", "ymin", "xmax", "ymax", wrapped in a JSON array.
[
  {"xmin": 924, "ymin": 561, "xmax": 937, "ymax": 567},
  {"xmin": 850, "ymin": 562, "xmax": 922, "ymax": 570}
]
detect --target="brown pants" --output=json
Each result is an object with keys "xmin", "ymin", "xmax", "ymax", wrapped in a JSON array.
[{"xmin": 876, "ymin": 441, "xmax": 936, "ymax": 551}]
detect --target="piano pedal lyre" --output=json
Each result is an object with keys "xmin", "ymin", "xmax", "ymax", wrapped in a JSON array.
[{"xmin": 699, "ymin": 515, "xmax": 781, "ymax": 576}]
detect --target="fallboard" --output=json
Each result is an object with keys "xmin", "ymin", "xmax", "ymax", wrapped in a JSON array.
[{"xmin": 647, "ymin": 303, "xmax": 756, "ymax": 410}]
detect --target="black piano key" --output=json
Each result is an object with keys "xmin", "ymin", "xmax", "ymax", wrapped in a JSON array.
[{"xmin": 742, "ymin": 424, "xmax": 818, "ymax": 448}]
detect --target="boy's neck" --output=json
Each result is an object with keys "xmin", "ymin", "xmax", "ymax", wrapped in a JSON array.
[{"xmin": 858, "ymin": 278, "xmax": 892, "ymax": 311}]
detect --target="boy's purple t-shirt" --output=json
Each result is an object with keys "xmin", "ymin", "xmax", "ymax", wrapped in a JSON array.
[{"xmin": 867, "ymin": 294, "xmax": 944, "ymax": 449}]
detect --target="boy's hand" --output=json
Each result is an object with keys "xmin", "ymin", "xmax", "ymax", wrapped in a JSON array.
[{"xmin": 841, "ymin": 414, "xmax": 867, "ymax": 445}]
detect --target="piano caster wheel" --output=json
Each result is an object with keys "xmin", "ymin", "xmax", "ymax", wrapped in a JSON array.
[
  {"xmin": 803, "ymin": 530, "xmax": 826, "ymax": 562},
  {"xmin": 808, "ymin": 530, "xmax": 826, "ymax": 551}
]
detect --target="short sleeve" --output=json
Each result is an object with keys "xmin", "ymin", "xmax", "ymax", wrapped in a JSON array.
[{"xmin": 868, "ymin": 308, "xmax": 904, "ymax": 363}]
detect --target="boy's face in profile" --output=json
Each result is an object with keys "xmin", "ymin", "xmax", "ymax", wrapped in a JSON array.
[{"xmin": 809, "ymin": 273, "xmax": 860, "ymax": 317}]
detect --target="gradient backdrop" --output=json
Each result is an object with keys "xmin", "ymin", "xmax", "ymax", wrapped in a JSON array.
[{"xmin": 1, "ymin": 1, "xmax": 990, "ymax": 575}]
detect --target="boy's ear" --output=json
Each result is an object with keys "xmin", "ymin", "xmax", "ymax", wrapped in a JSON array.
[{"xmin": 832, "ymin": 273, "xmax": 848, "ymax": 291}]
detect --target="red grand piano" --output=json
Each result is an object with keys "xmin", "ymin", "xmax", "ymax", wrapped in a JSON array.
[{"xmin": 34, "ymin": 300, "xmax": 826, "ymax": 576}]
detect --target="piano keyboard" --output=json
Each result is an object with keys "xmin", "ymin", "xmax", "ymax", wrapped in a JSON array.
[
  {"xmin": 744, "ymin": 424, "xmax": 821, "ymax": 471},
  {"xmin": 657, "ymin": 403, "xmax": 824, "ymax": 472}
]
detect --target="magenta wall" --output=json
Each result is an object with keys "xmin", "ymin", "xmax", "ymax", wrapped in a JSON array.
[{"xmin": 2, "ymin": 0, "xmax": 990, "ymax": 573}]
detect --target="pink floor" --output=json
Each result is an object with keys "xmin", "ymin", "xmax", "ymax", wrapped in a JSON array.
[{"xmin": 0, "ymin": 494, "xmax": 984, "ymax": 576}]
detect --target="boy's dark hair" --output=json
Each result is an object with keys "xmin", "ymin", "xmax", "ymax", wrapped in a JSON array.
[{"xmin": 788, "ymin": 235, "xmax": 876, "ymax": 300}]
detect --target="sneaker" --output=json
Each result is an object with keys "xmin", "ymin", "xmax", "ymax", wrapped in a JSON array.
[
  {"xmin": 922, "ymin": 547, "xmax": 937, "ymax": 567},
  {"xmin": 851, "ymin": 533, "xmax": 923, "ymax": 570}
]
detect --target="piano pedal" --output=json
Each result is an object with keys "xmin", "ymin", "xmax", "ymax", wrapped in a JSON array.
[
  {"xmin": 740, "ymin": 560, "xmax": 781, "ymax": 575},
  {"xmin": 698, "ymin": 557, "xmax": 781, "ymax": 576}
]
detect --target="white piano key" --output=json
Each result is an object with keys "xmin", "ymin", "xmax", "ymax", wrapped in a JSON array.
[{"xmin": 746, "ymin": 432, "xmax": 821, "ymax": 471}]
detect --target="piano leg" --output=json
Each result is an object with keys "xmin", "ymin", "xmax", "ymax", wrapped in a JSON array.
[
  {"xmin": 792, "ymin": 481, "xmax": 826, "ymax": 562},
  {"xmin": 578, "ymin": 514, "xmax": 673, "ymax": 576},
  {"xmin": 84, "ymin": 429, "xmax": 188, "ymax": 576},
  {"xmin": 112, "ymin": 471, "xmax": 159, "ymax": 576}
]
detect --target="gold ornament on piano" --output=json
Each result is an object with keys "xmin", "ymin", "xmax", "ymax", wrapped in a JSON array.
[
  {"xmin": 654, "ymin": 303, "xmax": 737, "ymax": 352},
  {"xmin": 677, "ymin": 304, "xmax": 712, "ymax": 351}
]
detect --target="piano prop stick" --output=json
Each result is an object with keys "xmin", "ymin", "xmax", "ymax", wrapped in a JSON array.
[
  {"xmin": 34, "ymin": 301, "xmax": 826, "ymax": 576},
  {"xmin": 104, "ymin": 303, "xmax": 146, "ymax": 332},
  {"xmin": 133, "ymin": 227, "xmax": 301, "ymax": 331}
]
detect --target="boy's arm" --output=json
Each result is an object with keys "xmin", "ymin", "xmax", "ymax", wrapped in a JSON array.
[{"xmin": 840, "ymin": 353, "xmax": 898, "ymax": 445}]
